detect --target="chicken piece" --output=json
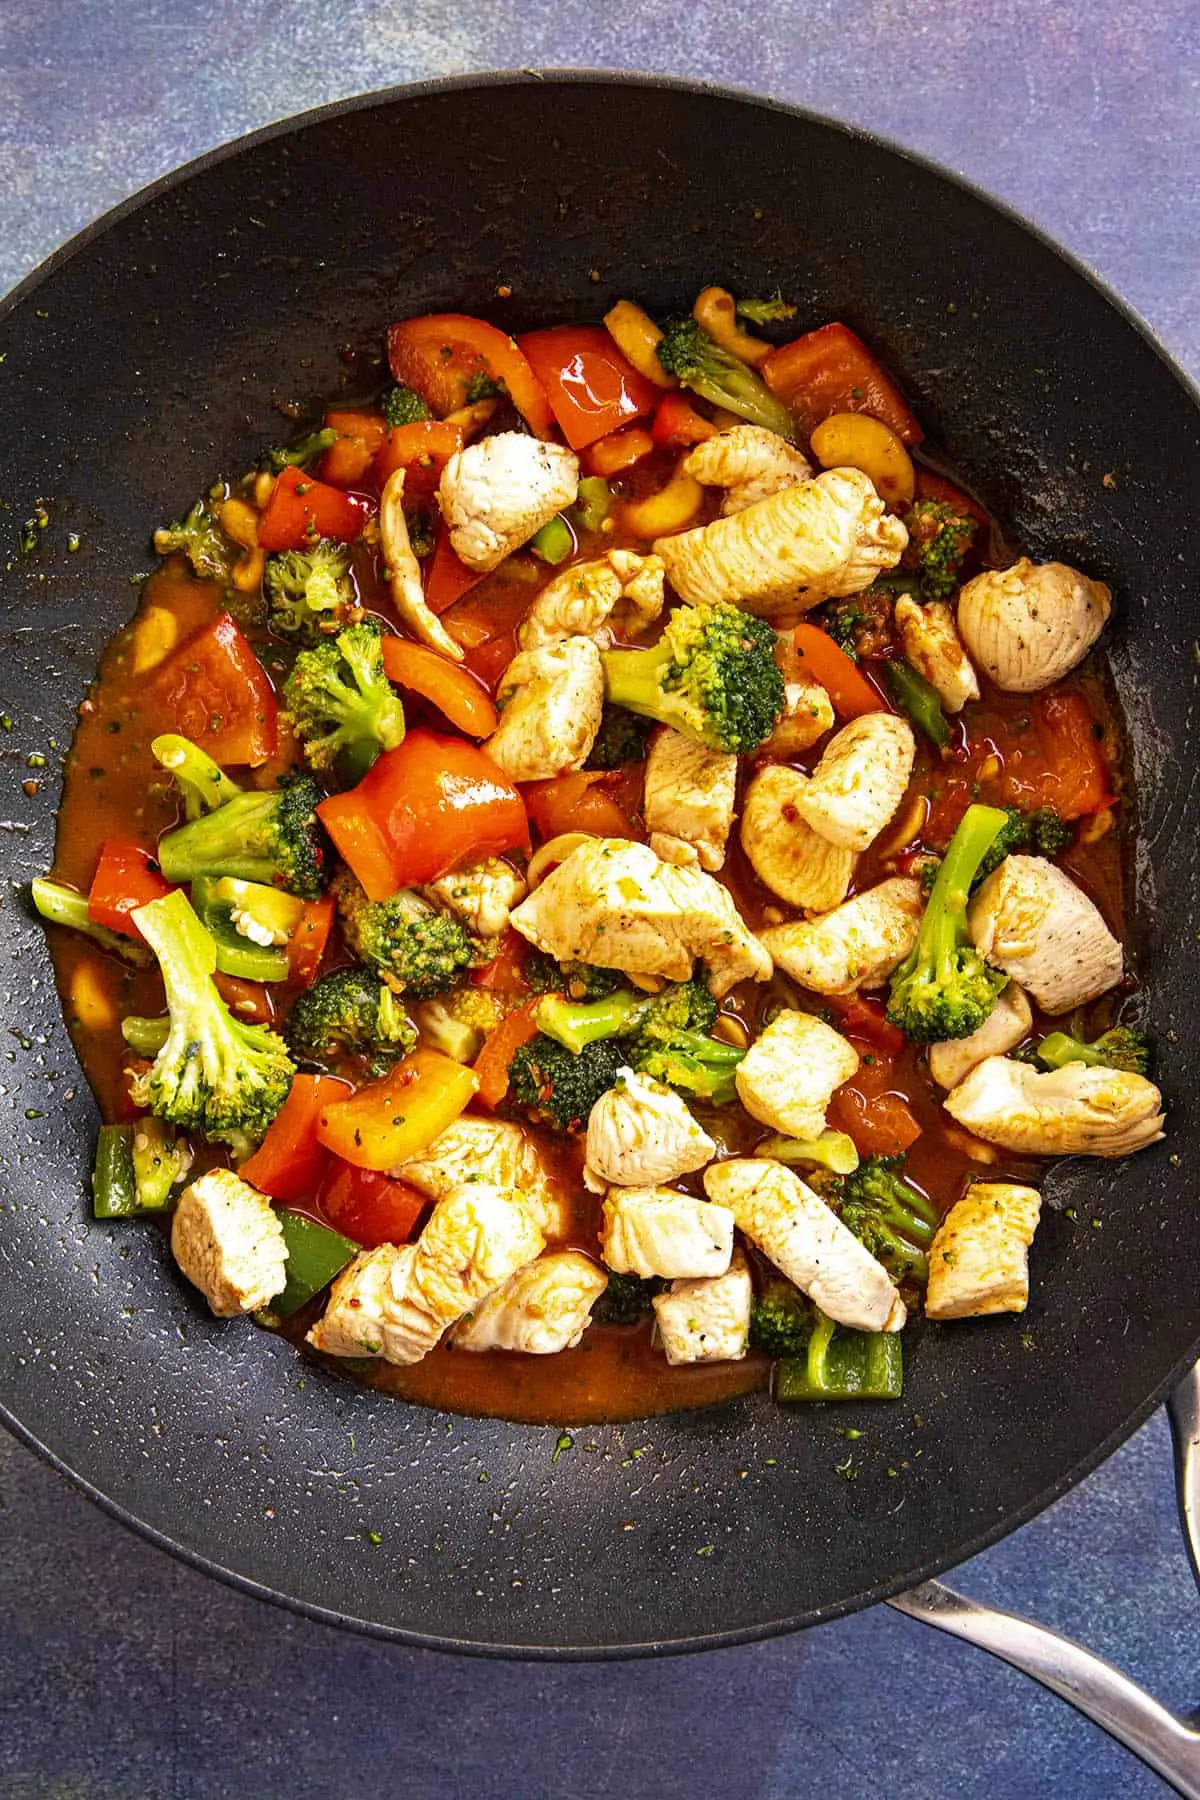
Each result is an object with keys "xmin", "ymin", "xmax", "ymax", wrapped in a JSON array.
[
  {"xmin": 759, "ymin": 877, "xmax": 924, "ymax": 995},
  {"xmin": 793, "ymin": 713, "xmax": 917, "ymax": 852},
  {"xmin": 893, "ymin": 596, "xmax": 980, "ymax": 713},
  {"xmin": 451, "ymin": 1250, "xmax": 608, "ymax": 1353},
  {"xmin": 925, "ymin": 1182, "xmax": 1043, "ymax": 1320},
  {"xmin": 485, "ymin": 636, "xmax": 605, "ymax": 783},
  {"xmin": 740, "ymin": 764, "xmax": 856, "ymax": 912},
  {"xmin": 929, "ymin": 982, "xmax": 1033, "ymax": 1090},
  {"xmin": 968, "ymin": 856, "xmax": 1123, "ymax": 1014},
  {"xmin": 393, "ymin": 1114, "xmax": 569, "ymax": 1239},
  {"xmin": 682, "ymin": 424, "xmax": 813, "ymax": 515},
  {"xmin": 600, "ymin": 1185, "xmax": 735, "ymax": 1280},
  {"xmin": 438, "ymin": 432, "xmax": 580, "ymax": 574},
  {"xmin": 585, "ymin": 1066, "xmax": 716, "ymax": 1191},
  {"xmin": 307, "ymin": 1244, "xmax": 442, "ymax": 1363},
  {"xmin": 956, "ymin": 557, "xmax": 1112, "ymax": 693},
  {"xmin": 422, "ymin": 858, "xmax": 528, "ymax": 942},
  {"xmin": 761, "ymin": 676, "xmax": 836, "ymax": 756},
  {"xmin": 653, "ymin": 1250, "xmax": 753, "ymax": 1365},
  {"xmin": 944, "ymin": 1056, "xmax": 1165, "ymax": 1158},
  {"xmin": 510, "ymin": 837, "xmax": 772, "ymax": 998},
  {"xmin": 653, "ymin": 467, "xmax": 907, "ymax": 618},
  {"xmin": 703, "ymin": 1158, "xmax": 905, "ymax": 1332},
  {"xmin": 378, "ymin": 468, "xmax": 464, "ymax": 661},
  {"xmin": 735, "ymin": 1008, "xmax": 859, "ymax": 1141},
  {"xmin": 519, "ymin": 550, "xmax": 665, "ymax": 650},
  {"xmin": 170, "ymin": 1168, "xmax": 287, "ymax": 1318},
  {"xmin": 643, "ymin": 727, "xmax": 738, "ymax": 872}
]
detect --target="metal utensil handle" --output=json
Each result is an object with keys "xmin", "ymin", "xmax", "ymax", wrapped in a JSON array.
[{"xmin": 1168, "ymin": 1358, "xmax": 1200, "ymax": 1595}]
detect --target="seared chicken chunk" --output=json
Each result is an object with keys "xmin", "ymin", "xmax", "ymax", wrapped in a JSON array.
[
  {"xmin": 682, "ymin": 424, "xmax": 813, "ymax": 515},
  {"xmin": 759, "ymin": 878, "xmax": 924, "ymax": 995},
  {"xmin": 894, "ymin": 596, "xmax": 980, "ymax": 713},
  {"xmin": 654, "ymin": 467, "xmax": 907, "ymax": 617},
  {"xmin": 452, "ymin": 1250, "xmax": 608, "ymax": 1353},
  {"xmin": 740, "ymin": 764, "xmax": 856, "ymax": 912},
  {"xmin": 307, "ymin": 1244, "xmax": 439, "ymax": 1363},
  {"xmin": 944, "ymin": 1056, "xmax": 1165, "ymax": 1158},
  {"xmin": 761, "ymin": 675, "xmax": 836, "ymax": 757},
  {"xmin": 438, "ymin": 432, "xmax": 580, "ymax": 573},
  {"xmin": 510, "ymin": 837, "xmax": 772, "ymax": 997},
  {"xmin": 653, "ymin": 1250, "xmax": 753, "ymax": 1365},
  {"xmin": 644, "ymin": 727, "xmax": 738, "ymax": 872},
  {"xmin": 422, "ymin": 858, "xmax": 528, "ymax": 942},
  {"xmin": 379, "ymin": 468, "xmax": 464, "ymax": 661},
  {"xmin": 519, "ymin": 550, "xmax": 665, "ymax": 650},
  {"xmin": 486, "ymin": 636, "xmax": 605, "ymax": 782},
  {"xmin": 956, "ymin": 557, "xmax": 1112, "ymax": 693},
  {"xmin": 793, "ymin": 713, "xmax": 916, "ymax": 852},
  {"xmin": 393, "ymin": 1114, "xmax": 568, "ymax": 1239},
  {"xmin": 170, "ymin": 1168, "xmax": 287, "ymax": 1318},
  {"xmin": 925, "ymin": 1182, "xmax": 1043, "ymax": 1320},
  {"xmin": 704, "ymin": 1158, "xmax": 905, "ymax": 1332},
  {"xmin": 969, "ymin": 856, "xmax": 1123, "ymax": 1014},
  {"xmin": 929, "ymin": 982, "xmax": 1033, "ymax": 1089},
  {"xmin": 585, "ymin": 1067, "xmax": 716, "ymax": 1191},
  {"xmin": 601, "ymin": 1185, "xmax": 735, "ymax": 1280},
  {"xmin": 735, "ymin": 1009, "xmax": 859, "ymax": 1141}
]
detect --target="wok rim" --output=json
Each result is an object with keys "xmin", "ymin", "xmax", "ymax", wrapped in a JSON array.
[{"xmin": 2, "ymin": 67, "xmax": 1197, "ymax": 1660}]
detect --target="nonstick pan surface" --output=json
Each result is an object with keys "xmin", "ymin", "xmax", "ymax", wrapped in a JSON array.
[{"xmin": 1, "ymin": 73, "xmax": 1198, "ymax": 1657}]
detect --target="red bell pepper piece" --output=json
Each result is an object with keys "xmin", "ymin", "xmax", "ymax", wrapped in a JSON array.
[
  {"xmin": 521, "ymin": 770, "xmax": 636, "ymax": 841},
  {"xmin": 825, "ymin": 994, "xmax": 907, "ymax": 1056},
  {"xmin": 424, "ymin": 526, "xmax": 485, "ymax": 615},
  {"xmin": 212, "ymin": 972, "xmax": 275, "ymax": 1024},
  {"xmin": 380, "ymin": 637, "xmax": 499, "ymax": 737},
  {"xmin": 651, "ymin": 392, "xmax": 718, "ymax": 448},
  {"xmin": 87, "ymin": 840, "xmax": 174, "ymax": 939},
  {"xmin": 762, "ymin": 322, "xmax": 924, "ymax": 444},
  {"xmin": 150, "ymin": 611, "xmax": 277, "ymax": 766},
  {"xmin": 256, "ymin": 464, "xmax": 374, "ymax": 551},
  {"xmin": 583, "ymin": 426, "xmax": 656, "ymax": 477},
  {"xmin": 790, "ymin": 623, "xmax": 891, "ymax": 720},
  {"xmin": 286, "ymin": 894, "xmax": 336, "ymax": 989},
  {"xmin": 374, "ymin": 419, "xmax": 464, "ymax": 498},
  {"xmin": 913, "ymin": 468, "xmax": 991, "ymax": 530},
  {"xmin": 319, "ymin": 1157, "xmax": 427, "ymax": 1248},
  {"xmin": 319, "ymin": 409, "xmax": 388, "ymax": 488},
  {"xmin": 388, "ymin": 313, "xmax": 554, "ymax": 437},
  {"xmin": 241, "ymin": 1072, "xmax": 351, "ymax": 1203},
  {"xmin": 517, "ymin": 325, "xmax": 660, "ymax": 451}
]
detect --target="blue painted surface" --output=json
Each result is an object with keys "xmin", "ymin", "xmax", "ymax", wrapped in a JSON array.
[{"xmin": 0, "ymin": 4, "xmax": 1197, "ymax": 1796}]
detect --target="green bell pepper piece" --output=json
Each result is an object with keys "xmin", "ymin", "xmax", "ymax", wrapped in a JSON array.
[
  {"xmin": 273, "ymin": 1210, "xmax": 359, "ymax": 1316},
  {"xmin": 885, "ymin": 658, "xmax": 950, "ymax": 750}
]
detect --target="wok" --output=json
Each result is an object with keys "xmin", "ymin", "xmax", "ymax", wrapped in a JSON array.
[{"xmin": 1, "ymin": 72, "xmax": 1197, "ymax": 1658}]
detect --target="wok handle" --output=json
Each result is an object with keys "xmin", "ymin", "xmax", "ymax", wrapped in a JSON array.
[{"xmin": 1168, "ymin": 1357, "xmax": 1200, "ymax": 1595}]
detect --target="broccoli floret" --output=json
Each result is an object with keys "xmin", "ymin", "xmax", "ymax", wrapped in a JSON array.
[
  {"xmin": 410, "ymin": 988, "xmax": 504, "ymax": 1064},
  {"xmin": 756, "ymin": 1131, "xmax": 861, "ymax": 1175},
  {"xmin": 152, "ymin": 733, "xmax": 243, "ymax": 821},
  {"xmin": 635, "ymin": 976, "xmax": 719, "ymax": 1039},
  {"xmin": 129, "ymin": 890, "xmax": 295, "ymax": 1150},
  {"xmin": 383, "ymin": 384, "xmax": 432, "ymax": 426},
  {"xmin": 285, "ymin": 966, "xmax": 416, "ymax": 1077},
  {"xmin": 735, "ymin": 292, "xmax": 797, "ymax": 326},
  {"xmin": 282, "ymin": 619, "xmax": 406, "ymax": 785},
  {"xmin": 750, "ymin": 1280, "xmax": 812, "ymax": 1355},
  {"xmin": 264, "ymin": 539, "xmax": 358, "ymax": 642},
  {"xmin": 535, "ymin": 989, "xmax": 642, "ymax": 1053},
  {"xmin": 1028, "ymin": 807, "xmax": 1074, "ymax": 855},
  {"xmin": 131, "ymin": 1116, "xmax": 194, "ymax": 1210},
  {"xmin": 523, "ymin": 953, "xmax": 624, "ymax": 1000},
  {"xmin": 156, "ymin": 776, "xmax": 330, "ymax": 899},
  {"xmin": 592, "ymin": 1271, "xmax": 664, "ymax": 1325},
  {"xmin": 260, "ymin": 427, "xmax": 337, "ymax": 473},
  {"xmin": 31, "ymin": 877, "xmax": 154, "ymax": 969},
  {"xmin": 655, "ymin": 316, "xmax": 796, "ymax": 439},
  {"xmin": 900, "ymin": 498, "xmax": 977, "ymax": 599},
  {"xmin": 334, "ymin": 870, "xmax": 473, "ymax": 999},
  {"xmin": 584, "ymin": 705, "xmax": 655, "ymax": 771},
  {"xmin": 829, "ymin": 1153, "xmax": 938, "ymax": 1286},
  {"xmin": 533, "ymin": 978, "xmax": 741, "ymax": 1104},
  {"xmin": 153, "ymin": 501, "xmax": 239, "ymax": 583},
  {"xmin": 1023, "ymin": 1026, "xmax": 1150, "ymax": 1077},
  {"xmin": 887, "ymin": 802, "xmax": 1010, "ymax": 1042},
  {"xmin": 601, "ymin": 601, "xmax": 784, "ymax": 754},
  {"xmin": 507, "ymin": 1033, "xmax": 626, "ymax": 1133},
  {"xmin": 974, "ymin": 804, "xmax": 1028, "ymax": 882}
]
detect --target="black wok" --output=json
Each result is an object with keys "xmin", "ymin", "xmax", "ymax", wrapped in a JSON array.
[{"xmin": 1, "ymin": 73, "xmax": 1197, "ymax": 1657}]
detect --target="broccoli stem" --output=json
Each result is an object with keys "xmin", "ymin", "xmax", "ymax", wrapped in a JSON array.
[
  {"xmin": 601, "ymin": 638, "xmax": 677, "ymax": 720},
  {"xmin": 774, "ymin": 1311, "xmax": 904, "ymax": 1402},
  {"xmin": 757, "ymin": 1132, "xmax": 861, "ymax": 1175},
  {"xmin": 261, "ymin": 427, "xmax": 337, "ymax": 473},
  {"xmin": 122, "ymin": 1016, "xmax": 170, "ymax": 1056},
  {"xmin": 924, "ymin": 804, "xmax": 1009, "ymax": 979},
  {"xmin": 534, "ymin": 989, "xmax": 641, "ymax": 1053},
  {"xmin": 31, "ymin": 878, "xmax": 154, "ymax": 968},
  {"xmin": 152, "ymin": 734, "xmax": 242, "ymax": 820}
]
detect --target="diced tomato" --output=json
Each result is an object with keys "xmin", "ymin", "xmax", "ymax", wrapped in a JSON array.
[
  {"xmin": 517, "ymin": 325, "xmax": 660, "ymax": 451},
  {"xmin": 825, "ymin": 994, "xmax": 907, "ymax": 1055},
  {"xmin": 374, "ymin": 420, "xmax": 464, "ymax": 498},
  {"xmin": 1002, "ymin": 688, "xmax": 1113, "ymax": 820},
  {"xmin": 762, "ymin": 322, "xmax": 923, "ymax": 444},
  {"xmin": 471, "ymin": 928, "xmax": 532, "ymax": 997},
  {"xmin": 583, "ymin": 426, "xmax": 655, "ymax": 477},
  {"xmin": 521, "ymin": 770, "xmax": 635, "ymax": 841},
  {"xmin": 388, "ymin": 313, "xmax": 554, "ymax": 437},
  {"xmin": 473, "ymin": 997, "xmax": 543, "ymax": 1109},
  {"xmin": 212, "ymin": 972, "xmax": 275, "ymax": 1025},
  {"xmin": 256, "ymin": 464, "xmax": 374, "ymax": 552},
  {"xmin": 315, "ymin": 1048, "xmax": 479, "ymax": 1171},
  {"xmin": 87, "ymin": 840, "xmax": 174, "ymax": 939},
  {"xmin": 424, "ymin": 526, "xmax": 485, "ymax": 615},
  {"xmin": 317, "ymin": 729, "xmax": 530, "ymax": 900},
  {"xmin": 380, "ymin": 637, "xmax": 499, "ymax": 737},
  {"xmin": 241, "ymin": 1072, "xmax": 351, "ymax": 1202},
  {"xmin": 828, "ymin": 1050, "xmax": 922, "ymax": 1156},
  {"xmin": 319, "ymin": 1158, "xmax": 427, "ymax": 1247},
  {"xmin": 150, "ymin": 612, "xmax": 277, "ymax": 766},
  {"xmin": 913, "ymin": 468, "xmax": 991, "ymax": 530},
  {"xmin": 651, "ymin": 392, "xmax": 718, "ymax": 448},
  {"xmin": 320, "ymin": 409, "xmax": 388, "ymax": 488},
  {"xmin": 790, "ymin": 622, "xmax": 891, "ymax": 720},
  {"xmin": 287, "ymin": 894, "xmax": 335, "ymax": 989}
]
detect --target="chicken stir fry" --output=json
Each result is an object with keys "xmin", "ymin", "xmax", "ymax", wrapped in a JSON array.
[{"xmin": 43, "ymin": 284, "xmax": 1161, "ymax": 1424}]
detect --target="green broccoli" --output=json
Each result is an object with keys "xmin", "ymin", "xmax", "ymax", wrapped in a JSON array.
[
  {"xmin": 156, "ymin": 776, "xmax": 330, "ymax": 898},
  {"xmin": 1028, "ymin": 807, "xmax": 1074, "ymax": 855},
  {"xmin": 121, "ymin": 1015, "xmax": 170, "ymax": 1056},
  {"xmin": 1021, "ymin": 1026, "xmax": 1150, "ymax": 1078},
  {"xmin": 264, "ymin": 539, "xmax": 357, "ymax": 641},
  {"xmin": 153, "ymin": 501, "xmax": 239, "ymax": 583},
  {"xmin": 260, "ymin": 427, "xmax": 338, "ymax": 474},
  {"xmin": 532, "ymin": 978, "xmax": 742, "ymax": 1105},
  {"xmin": 750, "ymin": 1280, "xmax": 812, "ymax": 1355},
  {"xmin": 534, "ymin": 988, "xmax": 642, "ymax": 1052},
  {"xmin": 383, "ymin": 384, "xmax": 432, "ymax": 426},
  {"xmin": 831, "ymin": 1153, "xmax": 938, "ymax": 1286},
  {"xmin": 591, "ymin": 1271, "xmax": 664, "ymax": 1325},
  {"xmin": 524, "ymin": 953, "xmax": 624, "ymax": 1000},
  {"xmin": 973, "ymin": 805, "xmax": 1029, "ymax": 882},
  {"xmin": 129, "ymin": 890, "xmax": 295, "ymax": 1150},
  {"xmin": 886, "ymin": 802, "xmax": 1009, "ymax": 1042},
  {"xmin": 900, "ymin": 498, "xmax": 977, "ymax": 598},
  {"xmin": 655, "ymin": 316, "xmax": 796, "ymax": 439},
  {"xmin": 583, "ymin": 705, "xmax": 655, "ymax": 771},
  {"xmin": 735, "ymin": 292, "xmax": 797, "ymax": 325},
  {"xmin": 974, "ymin": 803, "xmax": 1074, "ymax": 883},
  {"xmin": 601, "ymin": 601, "xmax": 785, "ymax": 754},
  {"xmin": 410, "ymin": 988, "xmax": 504, "ymax": 1064},
  {"xmin": 152, "ymin": 734, "xmax": 243, "ymax": 821},
  {"xmin": 756, "ymin": 1131, "xmax": 861, "ymax": 1175},
  {"xmin": 774, "ymin": 1309, "xmax": 904, "ymax": 1402},
  {"xmin": 31, "ymin": 877, "xmax": 154, "ymax": 968},
  {"xmin": 334, "ymin": 870, "xmax": 473, "ymax": 999},
  {"xmin": 506, "ymin": 1033, "xmax": 626, "ymax": 1133},
  {"xmin": 285, "ymin": 966, "xmax": 416, "ymax": 1077},
  {"xmin": 282, "ymin": 619, "xmax": 406, "ymax": 785}
]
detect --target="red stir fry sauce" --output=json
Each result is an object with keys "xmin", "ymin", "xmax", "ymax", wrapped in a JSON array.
[{"xmin": 46, "ymin": 302, "xmax": 1131, "ymax": 1424}]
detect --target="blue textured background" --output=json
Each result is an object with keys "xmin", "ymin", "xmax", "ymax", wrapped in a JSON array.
[{"xmin": 1, "ymin": 5, "xmax": 1197, "ymax": 1797}]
